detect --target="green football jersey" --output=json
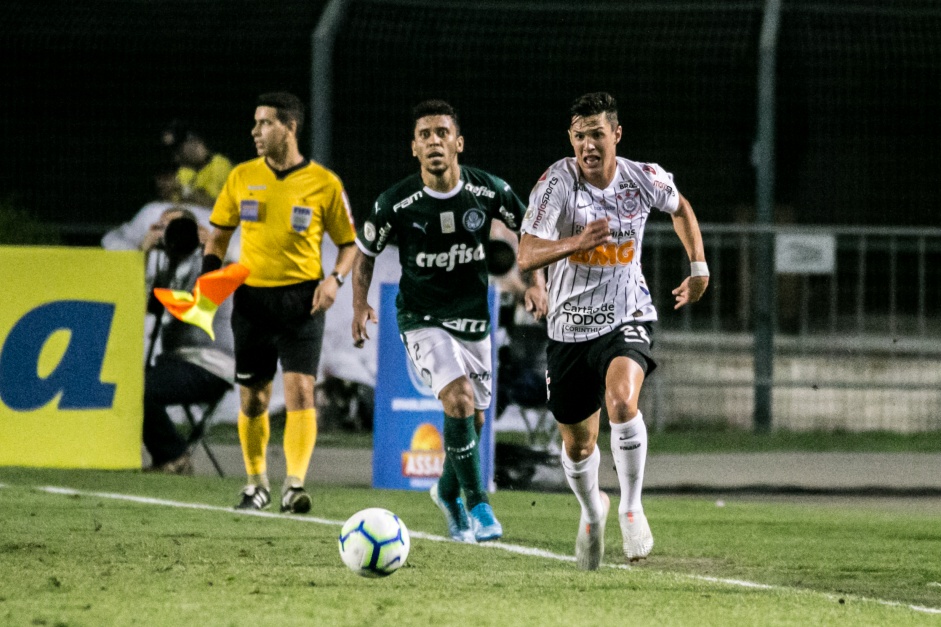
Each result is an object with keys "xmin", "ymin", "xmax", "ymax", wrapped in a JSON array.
[{"xmin": 356, "ymin": 166, "xmax": 526, "ymax": 341}]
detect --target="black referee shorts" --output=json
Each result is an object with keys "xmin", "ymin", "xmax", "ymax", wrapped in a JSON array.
[
  {"xmin": 545, "ymin": 321, "xmax": 657, "ymax": 425},
  {"xmin": 231, "ymin": 280, "xmax": 325, "ymax": 386}
]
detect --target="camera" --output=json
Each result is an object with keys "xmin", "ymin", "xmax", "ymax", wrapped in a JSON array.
[{"xmin": 161, "ymin": 214, "xmax": 200, "ymax": 260}]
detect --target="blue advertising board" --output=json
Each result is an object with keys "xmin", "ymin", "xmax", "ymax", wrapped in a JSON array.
[{"xmin": 372, "ymin": 283, "xmax": 497, "ymax": 492}]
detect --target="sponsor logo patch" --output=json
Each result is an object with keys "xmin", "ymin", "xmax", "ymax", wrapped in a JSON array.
[
  {"xmin": 376, "ymin": 222, "xmax": 393, "ymax": 249},
  {"xmin": 498, "ymin": 206, "xmax": 518, "ymax": 230},
  {"xmin": 442, "ymin": 318, "xmax": 488, "ymax": 334},
  {"xmin": 560, "ymin": 302, "xmax": 616, "ymax": 326},
  {"xmin": 239, "ymin": 199, "xmax": 260, "ymax": 222},
  {"xmin": 291, "ymin": 205, "xmax": 312, "ymax": 232},
  {"xmin": 532, "ymin": 176, "xmax": 559, "ymax": 230},
  {"xmin": 415, "ymin": 243, "xmax": 485, "ymax": 272},
  {"xmin": 569, "ymin": 240, "xmax": 636, "ymax": 266},
  {"xmin": 464, "ymin": 182, "xmax": 495, "ymax": 199},
  {"xmin": 394, "ymin": 191, "xmax": 423, "ymax": 211},
  {"xmin": 440, "ymin": 211, "xmax": 455, "ymax": 234}
]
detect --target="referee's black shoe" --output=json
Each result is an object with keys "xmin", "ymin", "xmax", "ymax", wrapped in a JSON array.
[
  {"xmin": 235, "ymin": 485, "xmax": 271, "ymax": 511},
  {"xmin": 280, "ymin": 487, "xmax": 312, "ymax": 514}
]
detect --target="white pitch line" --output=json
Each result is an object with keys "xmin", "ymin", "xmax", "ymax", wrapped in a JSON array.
[
  {"xmin": 39, "ymin": 485, "xmax": 346, "ymax": 526},
  {"xmin": 695, "ymin": 575, "xmax": 776, "ymax": 590},
  {"xmin": 33, "ymin": 484, "xmax": 941, "ymax": 616},
  {"xmin": 38, "ymin": 485, "xmax": 454, "ymax": 543}
]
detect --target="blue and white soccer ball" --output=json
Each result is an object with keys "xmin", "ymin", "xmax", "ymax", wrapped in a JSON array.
[{"xmin": 338, "ymin": 507, "xmax": 410, "ymax": 577}]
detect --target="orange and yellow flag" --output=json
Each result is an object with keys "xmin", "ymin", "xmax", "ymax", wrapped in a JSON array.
[{"xmin": 153, "ymin": 263, "xmax": 250, "ymax": 340}]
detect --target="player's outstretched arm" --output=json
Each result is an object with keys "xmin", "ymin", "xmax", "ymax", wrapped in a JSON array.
[
  {"xmin": 670, "ymin": 194, "xmax": 709, "ymax": 309},
  {"xmin": 351, "ymin": 249, "xmax": 378, "ymax": 348},
  {"xmin": 517, "ymin": 218, "xmax": 611, "ymax": 273}
]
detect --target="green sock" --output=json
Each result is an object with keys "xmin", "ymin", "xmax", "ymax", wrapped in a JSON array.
[
  {"xmin": 437, "ymin": 457, "xmax": 461, "ymax": 502},
  {"xmin": 443, "ymin": 414, "xmax": 487, "ymax": 509}
]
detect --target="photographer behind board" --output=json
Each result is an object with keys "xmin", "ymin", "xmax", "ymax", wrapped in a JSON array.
[{"xmin": 143, "ymin": 208, "xmax": 235, "ymax": 474}]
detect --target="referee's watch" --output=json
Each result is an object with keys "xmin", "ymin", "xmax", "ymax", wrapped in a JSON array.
[{"xmin": 330, "ymin": 270, "xmax": 345, "ymax": 287}]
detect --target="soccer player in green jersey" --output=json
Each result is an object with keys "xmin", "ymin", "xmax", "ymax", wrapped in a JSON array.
[{"xmin": 351, "ymin": 100, "xmax": 546, "ymax": 543}]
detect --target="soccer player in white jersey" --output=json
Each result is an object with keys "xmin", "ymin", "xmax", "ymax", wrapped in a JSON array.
[{"xmin": 517, "ymin": 92, "xmax": 709, "ymax": 570}]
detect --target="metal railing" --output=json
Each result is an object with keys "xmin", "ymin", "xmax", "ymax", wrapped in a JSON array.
[
  {"xmin": 646, "ymin": 223, "xmax": 941, "ymax": 341},
  {"xmin": 641, "ymin": 223, "xmax": 941, "ymax": 432}
]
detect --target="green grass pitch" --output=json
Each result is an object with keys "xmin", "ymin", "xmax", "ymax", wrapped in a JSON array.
[{"xmin": 1, "ymin": 467, "xmax": 939, "ymax": 626}]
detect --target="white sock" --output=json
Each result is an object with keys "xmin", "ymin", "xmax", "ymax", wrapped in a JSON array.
[
  {"xmin": 560, "ymin": 445, "xmax": 605, "ymax": 523},
  {"xmin": 610, "ymin": 412, "xmax": 648, "ymax": 515},
  {"xmin": 248, "ymin": 473, "xmax": 270, "ymax": 490}
]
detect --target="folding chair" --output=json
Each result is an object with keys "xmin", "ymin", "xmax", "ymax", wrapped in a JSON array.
[{"xmin": 179, "ymin": 386, "xmax": 232, "ymax": 477}]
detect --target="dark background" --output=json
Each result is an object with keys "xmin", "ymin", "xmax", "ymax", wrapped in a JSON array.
[
  {"xmin": 2, "ymin": 0, "xmax": 327, "ymax": 240},
  {"xmin": 3, "ymin": 0, "xmax": 940, "ymax": 243}
]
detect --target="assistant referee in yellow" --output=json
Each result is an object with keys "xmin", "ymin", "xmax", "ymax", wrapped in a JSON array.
[{"xmin": 202, "ymin": 92, "xmax": 357, "ymax": 513}]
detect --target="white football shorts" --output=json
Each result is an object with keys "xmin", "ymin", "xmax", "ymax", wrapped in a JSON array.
[{"xmin": 401, "ymin": 327, "xmax": 493, "ymax": 410}]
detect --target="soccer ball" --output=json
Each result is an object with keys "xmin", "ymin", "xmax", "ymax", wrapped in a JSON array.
[{"xmin": 338, "ymin": 508, "xmax": 410, "ymax": 577}]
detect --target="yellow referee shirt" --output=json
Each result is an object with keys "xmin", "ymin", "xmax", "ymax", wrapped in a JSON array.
[
  {"xmin": 211, "ymin": 157, "xmax": 356, "ymax": 287},
  {"xmin": 177, "ymin": 153, "xmax": 233, "ymax": 200}
]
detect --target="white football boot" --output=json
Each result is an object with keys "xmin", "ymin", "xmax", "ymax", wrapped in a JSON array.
[
  {"xmin": 575, "ymin": 491, "xmax": 610, "ymax": 571},
  {"xmin": 620, "ymin": 510, "xmax": 654, "ymax": 562}
]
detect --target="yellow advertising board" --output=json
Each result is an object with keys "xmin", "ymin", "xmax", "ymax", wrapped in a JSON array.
[{"xmin": 0, "ymin": 247, "xmax": 144, "ymax": 469}]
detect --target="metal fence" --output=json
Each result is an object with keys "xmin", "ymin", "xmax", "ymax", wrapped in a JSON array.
[
  {"xmin": 641, "ymin": 223, "xmax": 941, "ymax": 433},
  {"xmin": 305, "ymin": 0, "xmax": 941, "ymax": 432}
]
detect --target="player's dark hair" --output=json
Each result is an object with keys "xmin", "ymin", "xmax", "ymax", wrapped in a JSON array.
[
  {"xmin": 257, "ymin": 92, "xmax": 306, "ymax": 135},
  {"xmin": 570, "ymin": 92, "xmax": 619, "ymax": 128},
  {"xmin": 411, "ymin": 99, "xmax": 460, "ymax": 135}
]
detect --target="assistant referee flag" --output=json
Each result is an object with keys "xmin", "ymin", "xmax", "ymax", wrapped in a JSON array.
[{"xmin": 153, "ymin": 263, "xmax": 250, "ymax": 340}]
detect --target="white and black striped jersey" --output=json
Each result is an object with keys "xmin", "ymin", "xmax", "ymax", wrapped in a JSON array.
[{"xmin": 521, "ymin": 156, "xmax": 680, "ymax": 343}]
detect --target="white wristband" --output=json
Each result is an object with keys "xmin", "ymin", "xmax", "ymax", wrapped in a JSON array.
[{"xmin": 690, "ymin": 261, "xmax": 710, "ymax": 277}]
